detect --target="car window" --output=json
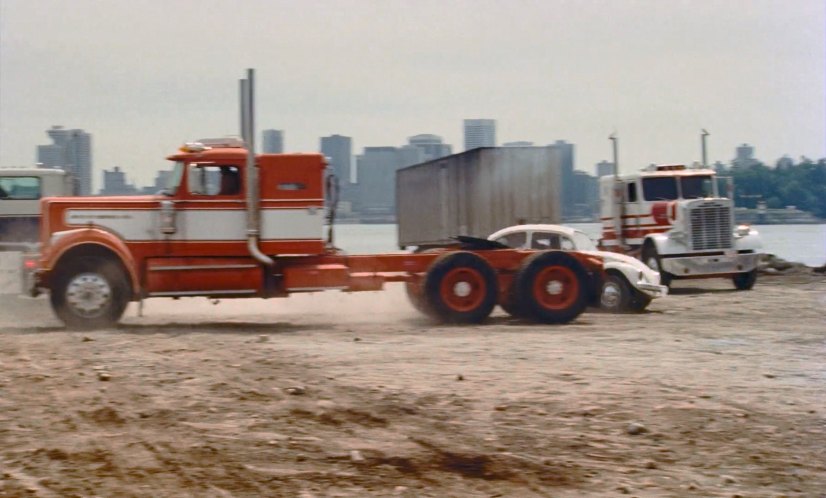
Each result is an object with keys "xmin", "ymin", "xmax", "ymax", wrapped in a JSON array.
[
  {"xmin": 531, "ymin": 232, "xmax": 561, "ymax": 249},
  {"xmin": 560, "ymin": 236, "xmax": 575, "ymax": 250},
  {"xmin": 495, "ymin": 232, "xmax": 527, "ymax": 248}
]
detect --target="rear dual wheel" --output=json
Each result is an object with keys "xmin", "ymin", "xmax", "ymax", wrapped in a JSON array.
[
  {"xmin": 507, "ymin": 251, "xmax": 589, "ymax": 324},
  {"xmin": 416, "ymin": 252, "xmax": 498, "ymax": 324}
]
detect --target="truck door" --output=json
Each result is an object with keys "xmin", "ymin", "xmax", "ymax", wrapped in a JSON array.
[{"xmin": 145, "ymin": 162, "xmax": 262, "ymax": 297}]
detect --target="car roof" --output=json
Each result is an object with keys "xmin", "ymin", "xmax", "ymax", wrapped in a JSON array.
[{"xmin": 489, "ymin": 224, "xmax": 579, "ymax": 238}]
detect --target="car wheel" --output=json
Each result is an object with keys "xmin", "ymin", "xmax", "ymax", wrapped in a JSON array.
[{"xmin": 600, "ymin": 274, "xmax": 632, "ymax": 312}]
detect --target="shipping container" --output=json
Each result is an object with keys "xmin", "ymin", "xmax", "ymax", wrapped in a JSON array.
[{"xmin": 397, "ymin": 147, "xmax": 563, "ymax": 249}]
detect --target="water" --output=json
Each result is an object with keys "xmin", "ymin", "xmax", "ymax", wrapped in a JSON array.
[{"xmin": 332, "ymin": 223, "xmax": 826, "ymax": 267}]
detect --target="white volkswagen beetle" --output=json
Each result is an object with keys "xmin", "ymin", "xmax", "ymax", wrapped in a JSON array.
[{"xmin": 488, "ymin": 224, "xmax": 668, "ymax": 312}]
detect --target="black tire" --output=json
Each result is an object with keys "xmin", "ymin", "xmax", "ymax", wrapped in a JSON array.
[
  {"xmin": 50, "ymin": 256, "xmax": 131, "ymax": 330},
  {"xmin": 405, "ymin": 280, "xmax": 432, "ymax": 316},
  {"xmin": 732, "ymin": 269, "xmax": 757, "ymax": 290},
  {"xmin": 422, "ymin": 252, "xmax": 498, "ymax": 324},
  {"xmin": 511, "ymin": 251, "xmax": 589, "ymax": 324},
  {"xmin": 599, "ymin": 273, "xmax": 632, "ymax": 313},
  {"xmin": 628, "ymin": 291, "xmax": 652, "ymax": 312},
  {"xmin": 642, "ymin": 244, "xmax": 672, "ymax": 288}
]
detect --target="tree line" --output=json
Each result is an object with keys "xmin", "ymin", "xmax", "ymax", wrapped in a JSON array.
[{"xmin": 728, "ymin": 158, "xmax": 826, "ymax": 218}]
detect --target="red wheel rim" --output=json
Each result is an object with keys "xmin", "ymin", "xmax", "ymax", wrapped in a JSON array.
[
  {"xmin": 532, "ymin": 265, "xmax": 579, "ymax": 310},
  {"xmin": 439, "ymin": 267, "xmax": 486, "ymax": 312}
]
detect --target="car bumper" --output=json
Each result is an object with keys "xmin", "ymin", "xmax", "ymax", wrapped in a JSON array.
[
  {"xmin": 661, "ymin": 252, "xmax": 760, "ymax": 277},
  {"xmin": 635, "ymin": 281, "xmax": 669, "ymax": 298}
]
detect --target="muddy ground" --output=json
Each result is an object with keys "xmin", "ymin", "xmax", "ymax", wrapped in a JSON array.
[{"xmin": 1, "ymin": 272, "xmax": 824, "ymax": 497}]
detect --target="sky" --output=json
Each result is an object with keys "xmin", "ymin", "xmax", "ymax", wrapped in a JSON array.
[{"xmin": 1, "ymin": 0, "xmax": 824, "ymax": 190}]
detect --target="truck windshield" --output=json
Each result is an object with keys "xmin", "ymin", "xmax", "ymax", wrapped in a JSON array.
[
  {"xmin": 680, "ymin": 175, "xmax": 714, "ymax": 199},
  {"xmin": 162, "ymin": 162, "xmax": 185, "ymax": 195},
  {"xmin": 0, "ymin": 176, "xmax": 41, "ymax": 200},
  {"xmin": 642, "ymin": 177, "xmax": 678, "ymax": 201}
]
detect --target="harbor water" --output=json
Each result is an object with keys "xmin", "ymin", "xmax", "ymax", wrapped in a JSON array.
[{"xmin": 332, "ymin": 223, "xmax": 826, "ymax": 267}]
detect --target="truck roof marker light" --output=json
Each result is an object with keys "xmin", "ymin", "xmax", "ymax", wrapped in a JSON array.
[{"xmin": 180, "ymin": 142, "xmax": 210, "ymax": 153}]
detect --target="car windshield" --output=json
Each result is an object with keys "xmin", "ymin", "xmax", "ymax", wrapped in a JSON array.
[{"xmin": 571, "ymin": 231, "xmax": 596, "ymax": 250}]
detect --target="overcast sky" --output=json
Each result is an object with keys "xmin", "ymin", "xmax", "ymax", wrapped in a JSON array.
[{"xmin": 1, "ymin": 0, "xmax": 824, "ymax": 189}]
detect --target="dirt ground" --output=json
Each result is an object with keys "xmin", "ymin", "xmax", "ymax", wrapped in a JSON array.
[{"xmin": 1, "ymin": 272, "xmax": 824, "ymax": 498}]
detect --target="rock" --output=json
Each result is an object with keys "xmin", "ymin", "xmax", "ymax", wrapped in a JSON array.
[
  {"xmin": 97, "ymin": 372, "xmax": 111, "ymax": 381},
  {"xmin": 257, "ymin": 335, "xmax": 268, "ymax": 343},
  {"xmin": 494, "ymin": 404, "xmax": 508, "ymax": 411},
  {"xmin": 644, "ymin": 460, "xmax": 658, "ymax": 469},
  {"xmin": 763, "ymin": 373, "xmax": 776, "ymax": 379},
  {"xmin": 350, "ymin": 450, "xmax": 365, "ymax": 462},
  {"xmin": 285, "ymin": 386, "xmax": 306, "ymax": 395},
  {"xmin": 82, "ymin": 336, "xmax": 94, "ymax": 342},
  {"xmin": 353, "ymin": 337, "xmax": 362, "ymax": 342},
  {"xmin": 626, "ymin": 422, "xmax": 648, "ymax": 435},
  {"xmin": 721, "ymin": 474, "xmax": 737, "ymax": 484},
  {"xmin": 456, "ymin": 374, "xmax": 464, "ymax": 381}
]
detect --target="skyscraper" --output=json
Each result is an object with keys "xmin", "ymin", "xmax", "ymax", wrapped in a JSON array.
[
  {"xmin": 407, "ymin": 134, "xmax": 452, "ymax": 161},
  {"xmin": 261, "ymin": 129, "xmax": 284, "ymax": 153},
  {"xmin": 356, "ymin": 145, "xmax": 424, "ymax": 217},
  {"xmin": 463, "ymin": 119, "xmax": 496, "ymax": 151},
  {"xmin": 549, "ymin": 140, "xmax": 575, "ymax": 219},
  {"xmin": 320, "ymin": 134, "xmax": 353, "ymax": 183},
  {"xmin": 36, "ymin": 126, "xmax": 92, "ymax": 195},
  {"xmin": 595, "ymin": 160, "xmax": 615, "ymax": 177}
]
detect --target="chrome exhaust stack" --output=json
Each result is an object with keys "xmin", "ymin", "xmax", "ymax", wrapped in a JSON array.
[{"xmin": 240, "ymin": 69, "xmax": 274, "ymax": 266}]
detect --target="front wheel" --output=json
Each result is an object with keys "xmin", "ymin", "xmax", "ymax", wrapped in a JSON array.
[
  {"xmin": 732, "ymin": 269, "xmax": 757, "ymax": 290},
  {"xmin": 50, "ymin": 257, "xmax": 131, "ymax": 330},
  {"xmin": 600, "ymin": 274, "xmax": 631, "ymax": 312}
]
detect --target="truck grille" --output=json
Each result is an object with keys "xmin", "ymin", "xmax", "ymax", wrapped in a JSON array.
[{"xmin": 689, "ymin": 203, "xmax": 732, "ymax": 250}]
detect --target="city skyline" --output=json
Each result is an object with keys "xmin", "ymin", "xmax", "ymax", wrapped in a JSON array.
[{"xmin": 1, "ymin": 1, "xmax": 823, "ymax": 189}]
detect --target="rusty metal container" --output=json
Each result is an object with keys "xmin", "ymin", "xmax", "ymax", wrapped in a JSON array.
[{"xmin": 397, "ymin": 147, "xmax": 563, "ymax": 249}]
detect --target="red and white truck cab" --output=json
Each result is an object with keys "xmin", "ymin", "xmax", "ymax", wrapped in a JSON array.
[{"xmin": 599, "ymin": 164, "xmax": 762, "ymax": 289}]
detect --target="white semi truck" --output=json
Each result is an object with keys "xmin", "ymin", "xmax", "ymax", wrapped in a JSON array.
[{"xmin": 599, "ymin": 164, "xmax": 762, "ymax": 289}]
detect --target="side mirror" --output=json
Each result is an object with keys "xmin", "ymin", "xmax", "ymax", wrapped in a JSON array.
[{"xmin": 160, "ymin": 200, "xmax": 176, "ymax": 234}]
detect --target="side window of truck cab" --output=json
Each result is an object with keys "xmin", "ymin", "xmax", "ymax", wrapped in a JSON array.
[{"xmin": 187, "ymin": 165, "xmax": 241, "ymax": 196}]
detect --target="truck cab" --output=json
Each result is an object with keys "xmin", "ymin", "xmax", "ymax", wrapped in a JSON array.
[
  {"xmin": 599, "ymin": 164, "xmax": 762, "ymax": 289},
  {"xmin": 1, "ymin": 167, "xmax": 72, "ymax": 247}
]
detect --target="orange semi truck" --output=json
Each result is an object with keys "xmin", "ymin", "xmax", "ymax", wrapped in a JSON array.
[{"xmin": 28, "ymin": 70, "xmax": 606, "ymax": 329}]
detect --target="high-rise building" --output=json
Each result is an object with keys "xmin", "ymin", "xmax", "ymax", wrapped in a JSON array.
[
  {"xmin": 463, "ymin": 119, "xmax": 496, "ymax": 151},
  {"xmin": 503, "ymin": 141, "xmax": 534, "ymax": 147},
  {"xmin": 36, "ymin": 126, "xmax": 92, "ymax": 195},
  {"xmin": 100, "ymin": 167, "xmax": 138, "ymax": 196},
  {"xmin": 355, "ymin": 146, "xmax": 424, "ymax": 217},
  {"xmin": 733, "ymin": 143, "xmax": 757, "ymax": 169},
  {"xmin": 549, "ymin": 140, "xmax": 576, "ymax": 219},
  {"xmin": 320, "ymin": 134, "xmax": 355, "ymax": 213},
  {"xmin": 262, "ymin": 129, "xmax": 284, "ymax": 153},
  {"xmin": 320, "ymin": 134, "xmax": 353, "ymax": 183},
  {"xmin": 407, "ymin": 134, "xmax": 452, "ymax": 161},
  {"xmin": 596, "ymin": 160, "xmax": 615, "ymax": 177}
]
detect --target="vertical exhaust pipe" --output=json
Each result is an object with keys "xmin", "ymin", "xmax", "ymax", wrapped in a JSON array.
[{"xmin": 240, "ymin": 69, "xmax": 274, "ymax": 266}]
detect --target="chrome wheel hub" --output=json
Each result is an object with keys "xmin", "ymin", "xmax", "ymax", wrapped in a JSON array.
[
  {"xmin": 601, "ymin": 282, "xmax": 621, "ymax": 308},
  {"xmin": 546, "ymin": 280, "xmax": 564, "ymax": 295},
  {"xmin": 453, "ymin": 281, "xmax": 472, "ymax": 297},
  {"xmin": 66, "ymin": 272, "xmax": 111, "ymax": 317}
]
